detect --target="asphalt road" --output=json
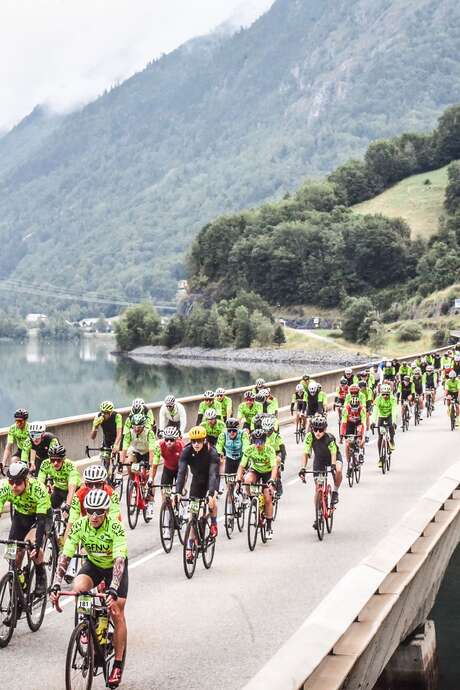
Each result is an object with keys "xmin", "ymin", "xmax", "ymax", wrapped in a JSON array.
[{"xmin": 0, "ymin": 397, "xmax": 458, "ymax": 690}]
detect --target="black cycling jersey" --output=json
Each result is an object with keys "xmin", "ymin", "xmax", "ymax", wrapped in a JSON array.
[
  {"xmin": 305, "ymin": 432, "xmax": 341, "ymax": 472},
  {"xmin": 413, "ymin": 378, "xmax": 424, "ymax": 395},
  {"xmin": 425, "ymin": 373, "xmax": 436, "ymax": 388},
  {"xmin": 305, "ymin": 393, "xmax": 324, "ymax": 417},
  {"xmin": 400, "ymin": 384, "xmax": 412, "ymax": 401},
  {"xmin": 33, "ymin": 432, "xmax": 60, "ymax": 461},
  {"xmin": 98, "ymin": 413, "xmax": 119, "ymax": 447},
  {"xmin": 175, "ymin": 442, "xmax": 220, "ymax": 495},
  {"xmin": 434, "ymin": 354, "xmax": 441, "ymax": 368}
]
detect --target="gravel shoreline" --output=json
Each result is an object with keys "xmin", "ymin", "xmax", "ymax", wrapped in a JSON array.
[{"xmin": 126, "ymin": 345, "xmax": 371, "ymax": 367}]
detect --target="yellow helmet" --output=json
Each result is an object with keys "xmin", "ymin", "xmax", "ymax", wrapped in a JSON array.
[{"xmin": 188, "ymin": 426, "xmax": 207, "ymax": 441}]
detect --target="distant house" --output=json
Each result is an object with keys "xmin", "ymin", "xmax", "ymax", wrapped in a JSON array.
[
  {"xmin": 177, "ymin": 280, "xmax": 188, "ymax": 291},
  {"xmin": 26, "ymin": 313, "xmax": 47, "ymax": 324}
]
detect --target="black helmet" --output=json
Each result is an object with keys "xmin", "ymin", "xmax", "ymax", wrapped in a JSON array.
[
  {"xmin": 49, "ymin": 444, "xmax": 66, "ymax": 459},
  {"xmin": 252, "ymin": 413, "xmax": 264, "ymax": 428},
  {"xmin": 251, "ymin": 429, "xmax": 266, "ymax": 443},
  {"xmin": 226, "ymin": 418, "xmax": 239, "ymax": 430},
  {"xmin": 7, "ymin": 462, "xmax": 28, "ymax": 482},
  {"xmin": 14, "ymin": 408, "xmax": 28, "ymax": 421},
  {"xmin": 311, "ymin": 415, "xmax": 327, "ymax": 431}
]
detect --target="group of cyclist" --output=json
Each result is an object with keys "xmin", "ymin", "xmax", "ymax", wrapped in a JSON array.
[{"xmin": 0, "ymin": 346, "xmax": 458, "ymax": 687}]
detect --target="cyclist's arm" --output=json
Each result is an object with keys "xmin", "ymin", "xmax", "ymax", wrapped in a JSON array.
[
  {"xmin": 215, "ymin": 432, "xmax": 225, "ymax": 455},
  {"xmin": 175, "ymin": 451, "xmax": 188, "ymax": 494},
  {"xmin": 1, "ymin": 437, "xmax": 13, "ymax": 465},
  {"xmin": 208, "ymin": 450, "xmax": 220, "ymax": 494},
  {"xmin": 113, "ymin": 414, "xmax": 123, "ymax": 452},
  {"xmin": 36, "ymin": 463, "xmax": 48, "ymax": 485},
  {"xmin": 302, "ymin": 432, "xmax": 313, "ymax": 468},
  {"xmin": 236, "ymin": 450, "xmax": 249, "ymax": 481}
]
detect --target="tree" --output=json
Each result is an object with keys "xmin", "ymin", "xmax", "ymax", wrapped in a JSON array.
[
  {"xmin": 251, "ymin": 310, "xmax": 274, "ymax": 347},
  {"xmin": 161, "ymin": 315, "xmax": 185, "ymax": 347},
  {"xmin": 341, "ymin": 297, "xmax": 376, "ymax": 343},
  {"xmin": 273, "ymin": 323, "xmax": 286, "ymax": 347},
  {"xmin": 114, "ymin": 303, "xmax": 161, "ymax": 351},
  {"xmin": 444, "ymin": 162, "xmax": 460, "ymax": 215},
  {"xmin": 233, "ymin": 305, "xmax": 252, "ymax": 348}
]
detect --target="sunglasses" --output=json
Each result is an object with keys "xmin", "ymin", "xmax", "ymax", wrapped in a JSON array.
[
  {"xmin": 228, "ymin": 429, "xmax": 238, "ymax": 433},
  {"xmin": 51, "ymin": 457, "xmax": 64, "ymax": 464},
  {"xmin": 191, "ymin": 439, "xmax": 204, "ymax": 445},
  {"xmin": 8, "ymin": 478, "xmax": 24, "ymax": 486},
  {"xmin": 87, "ymin": 508, "xmax": 106, "ymax": 517},
  {"xmin": 164, "ymin": 438, "xmax": 176, "ymax": 443}
]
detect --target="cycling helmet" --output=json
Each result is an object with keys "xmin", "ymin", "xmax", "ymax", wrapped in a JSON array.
[
  {"xmin": 261, "ymin": 417, "xmax": 275, "ymax": 432},
  {"xmin": 414, "ymin": 367, "xmax": 421, "ymax": 376},
  {"xmin": 29, "ymin": 421, "xmax": 46, "ymax": 437},
  {"xmin": 349, "ymin": 384, "xmax": 360, "ymax": 395},
  {"xmin": 99, "ymin": 400, "xmax": 114, "ymax": 414},
  {"xmin": 255, "ymin": 392, "xmax": 266, "ymax": 402},
  {"xmin": 403, "ymin": 375, "xmax": 410, "ymax": 382},
  {"xmin": 381, "ymin": 384, "xmax": 391, "ymax": 395},
  {"xmin": 84, "ymin": 489, "xmax": 110, "ymax": 512},
  {"xmin": 14, "ymin": 408, "xmax": 28, "ymax": 420},
  {"xmin": 252, "ymin": 413, "xmax": 264, "ymax": 428},
  {"xmin": 164, "ymin": 395, "xmax": 176, "ymax": 407},
  {"xmin": 358, "ymin": 380, "xmax": 367, "ymax": 389},
  {"xmin": 426, "ymin": 365, "xmax": 434, "ymax": 373},
  {"xmin": 311, "ymin": 414, "xmax": 327, "ymax": 431},
  {"xmin": 392, "ymin": 358, "xmax": 398, "ymax": 365},
  {"xmin": 188, "ymin": 426, "xmax": 207, "ymax": 441},
  {"xmin": 226, "ymin": 418, "xmax": 239, "ymax": 430},
  {"xmin": 350, "ymin": 396, "xmax": 360, "ymax": 408},
  {"xmin": 203, "ymin": 390, "xmax": 214, "ymax": 400},
  {"xmin": 301, "ymin": 374, "xmax": 310, "ymax": 381},
  {"xmin": 385, "ymin": 361, "xmax": 392, "ymax": 368},
  {"xmin": 339, "ymin": 377, "xmax": 348, "ymax": 386},
  {"xmin": 215, "ymin": 388, "xmax": 225, "ymax": 397},
  {"xmin": 244, "ymin": 391, "xmax": 255, "ymax": 401},
  {"xmin": 255, "ymin": 378, "xmax": 265, "ymax": 388},
  {"xmin": 83, "ymin": 465, "xmax": 108, "ymax": 484},
  {"xmin": 295, "ymin": 384, "xmax": 304, "ymax": 394},
  {"xmin": 448, "ymin": 350, "xmax": 453, "ymax": 356},
  {"xmin": 251, "ymin": 429, "xmax": 266, "ymax": 443},
  {"xmin": 131, "ymin": 398, "xmax": 145, "ymax": 414},
  {"xmin": 7, "ymin": 462, "xmax": 28, "ymax": 482},
  {"xmin": 449, "ymin": 370, "xmax": 457, "ymax": 379},
  {"xmin": 344, "ymin": 368, "xmax": 352, "ymax": 376},
  {"xmin": 359, "ymin": 370, "xmax": 368, "ymax": 378},
  {"xmin": 49, "ymin": 444, "xmax": 66, "ymax": 458},
  {"xmin": 204, "ymin": 408, "xmax": 217, "ymax": 421},
  {"xmin": 308, "ymin": 382, "xmax": 319, "ymax": 395},
  {"xmin": 131, "ymin": 413, "xmax": 146, "ymax": 427},
  {"xmin": 163, "ymin": 426, "xmax": 180, "ymax": 440}
]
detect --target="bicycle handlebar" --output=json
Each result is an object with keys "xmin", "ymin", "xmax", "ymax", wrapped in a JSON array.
[{"xmin": 53, "ymin": 590, "xmax": 108, "ymax": 613}]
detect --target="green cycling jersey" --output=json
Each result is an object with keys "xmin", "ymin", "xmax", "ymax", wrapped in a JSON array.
[
  {"xmin": 240, "ymin": 444, "xmax": 277, "ymax": 474},
  {"xmin": 6, "ymin": 422, "xmax": 30, "ymax": 454},
  {"xmin": 38, "ymin": 458, "xmax": 81, "ymax": 492},
  {"xmin": 63, "ymin": 515, "xmax": 128, "ymax": 570},
  {"xmin": 445, "ymin": 379, "xmax": 460, "ymax": 394},
  {"xmin": 0, "ymin": 478, "xmax": 51, "ymax": 516},
  {"xmin": 238, "ymin": 401, "xmax": 263, "ymax": 425},
  {"xmin": 123, "ymin": 408, "xmax": 154, "ymax": 435},
  {"xmin": 202, "ymin": 418, "xmax": 226, "ymax": 439},
  {"xmin": 371, "ymin": 394, "xmax": 397, "ymax": 424},
  {"xmin": 215, "ymin": 396, "xmax": 232, "ymax": 419},
  {"xmin": 303, "ymin": 432, "xmax": 337, "ymax": 456}
]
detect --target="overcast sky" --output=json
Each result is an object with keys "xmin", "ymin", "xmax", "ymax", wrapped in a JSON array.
[{"xmin": 0, "ymin": 0, "xmax": 274, "ymax": 132}]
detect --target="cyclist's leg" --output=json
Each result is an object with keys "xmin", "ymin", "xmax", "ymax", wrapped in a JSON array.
[{"xmin": 102, "ymin": 565, "xmax": 128, "ymax": 662}]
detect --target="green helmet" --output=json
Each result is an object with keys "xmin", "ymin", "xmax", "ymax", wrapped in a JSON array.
[
  {"xmin": 100, "ymin": 400, "xmax": 114, "ymax": 414},
  {"xmin": 131, "ymin": 413, "xmax": 146, "ymax": 427}
]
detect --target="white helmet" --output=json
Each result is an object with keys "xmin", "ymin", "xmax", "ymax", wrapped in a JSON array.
[
  {"xmin": 449, "ymin": 370, "xmax": 457, "ymax": 379},
  {"xmin": 215, "ymin": 388, "xmax": 225, "ymax": 397},
  {"xmin": 381, "ymin": 384, "xmax": 391, "ymax": 394},
  {"xmin": 344, "ymin": 368, "xmax": 352, "ymax": 376},
  {"xmin": 455, "ymin": 354, "xmax": 460, "ymax": 363},
  {"xmin": 426, "ymin": 365, "xmax": 434, "ymax": 373},
  {"xmin": 131, "ymin": 398, "xmax": 145, "ymax": 413},
  {"xmin": 84, "ymin": 489, "xmax": 110, "ymax": 511},
  {"xmin": 261, "ymin": 417, "xmax": 275, "ymax": 432},
  {"xmin": 308, "ymin": 382, "xmax": 319, "ymax": 395},
  {"xmin": 204, "ymin": 408, "xmax": 217, "ymax": 420},
  {"xmin": 164, "ymin": 395, "xmax": 176, "ymax": 406},
  {"xmin": 29, "ymin": 421, "xmax": 46, "ymax": 437},
  {"xmin": 295, "ymin": 384, "xmax": 304, "ymax": 394},
  {"xmin": 83, "ymin": 465, "xmax": 108, "ymax": 484}
]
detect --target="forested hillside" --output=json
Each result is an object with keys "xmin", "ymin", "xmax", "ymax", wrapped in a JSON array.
[{"xmin": 1, "ymin": 0, "xmax": 460, "ymax": 310}]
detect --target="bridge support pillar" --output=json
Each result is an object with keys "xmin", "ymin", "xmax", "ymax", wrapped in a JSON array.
[{"xmin": 374, "ymin": 620, "xmax": 439, "ymax": 690}]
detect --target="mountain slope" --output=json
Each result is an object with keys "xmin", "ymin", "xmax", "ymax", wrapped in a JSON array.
[{"xmin": 1, "ymin": 0, "xmax": 460, "ymax": 306}]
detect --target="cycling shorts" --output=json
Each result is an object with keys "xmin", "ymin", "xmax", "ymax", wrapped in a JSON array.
[
  {"xmin": 8, "ymin": 509, "xmax": 52, "ymax": 542},
  {"xmin": 79, "ymin": 558, "xmax": 128, "ymax": 598},
  {"xmin": 225, "ymin": 457, "xmax": 241, "ymax": 474},
  {"xmin": 295, "ymin": 401, "xmax": 306, "ymax": 413},
  {"xmin": 189, "ymin": 477, "xmax": 209, "ymax": 499},
  {"xmin": 129, "ymin": 451, "xmax": 150, "ymax": 465},
  {"xmin": 161, "ymin": 467, "xmax": 177, "ymax": 486},
  {"xmin": 313, "ymin": 466, "xmax": 336, "ymax": 480},
  {"xmin": 244, "ymin": 470, "xmax": 272, "ymax": 484},
  {"xmin": 344, "ymin": 421, "xmax": 362, "ymax": 438},
  {"xmin": 447, "ymin": 392, "xmax": 459, "ymax": 403},
  {"xmin": 51, "ymin": 487, "xmax": 68, "ymax": 510},
  {"xmin": 366, "ymin": 400, "xmax": 373, "ymax": 412}
]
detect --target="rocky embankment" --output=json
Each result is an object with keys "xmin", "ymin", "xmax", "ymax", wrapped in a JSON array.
[{"xmin": 126, "ymin": 345, "xmax": 371, "ymax": 368}]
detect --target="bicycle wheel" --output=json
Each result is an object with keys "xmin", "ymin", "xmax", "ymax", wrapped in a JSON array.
[
  {"xmin": 176, "ymin": 501, "xmax": 188, "ymax": 545},
  {"xmin": 260, "ymin": 517, "xmax": 267, "ymax": 544},
  {"xmin": 159, "ymin": 502, "xmax": 175, "ymax": 553},
  {"xmin": 235, "ymin": 492, "xmax": 245, "ymax": 532},
  {"xmin": 224, "ymin": 490, "xmax": 235, "ymax": 540},
  {"xmin": 25, "ymin": 564, "xmax": 47, "ymax": 632},
  {"xmin": 354, "ymin": 458, "xmax": 361, "ymax": 485},
  {"xmin": 381, "ymin": 440, "xmax": 387, "ymax": 475},
  {"xmin": 347, "ymin": 460, "xmax": 354, "ymax": 488},
  {"xmin": 247, "ymin": 498, "xmax": 259, "ymax": 551},
  {"xmin": 386, "ymin": 450, "xmax": 391, "ymax": 472},
  {"xmin": 201, "ymin": 516, "xmax": 216, "ymax": 569},
  {"xmin": 183, "ymin": 520, "xmax": 198, "ymax": 579},
  {"xmin": 300, "ymin": 426, "xmax": 306, "ymax": 442},
  {"xmin": 414, "ymin": 404, "xmax": 419, "ymax": 426},
  {"xmin": 295, "ymin": 425, "xmax": 301, "ymax": 445},
  {"xmin": 126, "ymin": 479, "xmax": 139, "ymax": 530},
  {"xmin": 272, "ymin": 496, "xmax": 279, "ymax": 522},
  {"xmin": 315, "ymin": 491, "xmax": 324, "ymax": 541},
  {"xmin": 43, "ymin": 532, "xmax": 59, "ymax": 584},
  {"xmin": 325, "ymin": 485, "xmax": 334, "ymax": 534},
  {"xmin": 451, "ymin": 406, "xmax": 456, "ymax": 431},
  {"xmin": 0, "ymin": 572, "xmax": 16, "ymax": 648},
  {"xmin": 65, "ymin": 620, "xmax": 94, "ymax": 690}
]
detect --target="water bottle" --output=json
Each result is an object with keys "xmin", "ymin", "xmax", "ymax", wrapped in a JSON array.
[
  {"xmin": 18, "ymin": 570, "xmax": 26, "ymax": 590},
  {"xmin": 95, "ymin": 611, "xmax": 108, "ymax": 646}
]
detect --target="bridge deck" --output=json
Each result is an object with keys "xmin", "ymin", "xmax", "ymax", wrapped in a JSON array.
[{"xmin": 0, "ymin": 400, "xmax": 457, "ymax": 690}]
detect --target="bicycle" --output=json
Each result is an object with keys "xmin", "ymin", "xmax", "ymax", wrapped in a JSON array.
[
  {"xmin": 425, "ymin": 389, "xmax": 434, "ymax": 418},
  {"xmin": 446, "ymin": 395, "xmax": 457, "ymax": 431},
  {"xmin": 85, "ymin": 446, "xmax": 124, "ymax": 499},
  {"xmin": 376, "ymin": 421, "xmax": 393, "ymax": 474},
  {"xmin": 55, "ymin": 590, "xmax": 126, "ymax": 690},
  {"xmin": 242, "ymin": 482, "xmax": 274, "ymax": 552},
  {"xmin": 182, "ymin": 497, "xmax": 216, "ymax": 579},
  {"xmin": 43, "ymin": 505, "xmax": 67, "ymax": 584},
  {"xmin": 413, "ymin": 395, "xmax": 421, "ymax": 426},
  {"xmin": 126, "ymin": 459, "xmax": 153, "ymax": 530},
  {"xmin": 157, "ymin": 485, "xmax": 188, "ymax": 553},
  {"xmin": 223, "ymin": 473, "xmax": 247, "ymax": 539},
  {"xmin": 294, "ymin": 414, "xmax": 306, "ymax": 444},
  {"xmin": 345, "ymin": 435, "xmax": 362, "ymax": 488},
  {"xmin": 401, "ymin": 400, "xmax": 411, "ymax": 432},
  {"xmin": 303, "ymin": 470, "xmax": 334, "ymax": 541},
  {"xmin": 0, "ymin": 539, "xmax": 48, "ymax": 647}
]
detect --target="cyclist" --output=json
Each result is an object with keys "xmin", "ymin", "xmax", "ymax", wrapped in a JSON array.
[
  {"xmin": 0, "ymin": 462, "xmax": 51, "ymax": 595},
  {"xmin": 343, "ymin": 367, "xmax": 357, "ymax": 387},
  {"xmin": 252, "ymin": 378, "xmax": 267, "ymax": 395},
  {"xmin": 441, "ymin": 351, "xmax": 453, "ymax": 371},
  {"xmin": 340, "ymin": 395, "xmax": 366, "ymax": 467},
  {"xmin": 444, "ymin": 370, "xmax": 460, "ymax": 422},
  {"xmin": 371, "ymin": 383, "xmax": 397, "ymax": 461},
  {"xmin": 216, "ymin": 418, "xmax": 249, "ymax": 477},
  {"xmin": 357, "ymin": 379, "xmax": 373, "ymax": 442},
  {"xmin": 236, "ymin": 429, "xmax": 278, "ymax": 540},
  {"xmin": 214, "ymin": 388, "xmax": 233, "ymax": 421},
  {"xmin": 433, "ymin": 352, "xmax": 441, "ymax": 373},
  {"xmin": 299, "ymin": 414, "xmax": 342, "ymax": 513},
  {"xmin": 392, "ymin": 358, "xmax": 400, "ymax": 376},
  {"xmin": 345, "ymin": 382, "xmax": 366, "ymax": 409},
  {"xmin": 202, "ymin": 408, "xmax": 226, "ymax": 446},
  {"xmin": 1, "ymin": 408, "xmax": 30, "ymax": 468},
  {"xmin": 291, "ymin": 383, "xmax": 307, "ymax": 430},
  {"xmin": 89, "ymin": 401, "xmax": 123, "ymax": 470},
  {"xmin": 299, "ymin": 374, "xmax": 310, "ymax": 394},
  {"xmin": 120, "ymin": 413, "xmax": 160, "ymax": 471},
  {"xmin": 412, "ymin": 367, "xmax": 425, "ymax": 418},
  {"xmin": 67, "ymin": 465, "xmax": 121, "ymax": 529},
  {"xmin": 261, "ymin": 416, "xmax": 286, "ymax": 495},
  {"xmin": 397, "ymin": 360, "xmax": 413, "ymax": 383},
  {"xmin": 158, "ymin": 395, "xmax": 186, "ymax": 436},
  {"xmin": 238, "ymin": 391, "xmax": 263, "ymax": 431},
  {"xmin": 380, "ymin": 360, "xmax": 396, "ymax": 387},
  {"xmin": 196, "ymin": 391, "xmax": 220, "ymax": 424},
  {"xmin": 37, "ymin": 444, "xmax": 81, "ymax": 516},
  {"xmin": 334, "ymin": 377, "xmax": 349, "ymax": 410},
  {"xmin": 305, "ymin": 381, "xmax": 327, "ymax": 431},
  {"xmin": 50, "ymin": 489, "xmax": 128, "ymax": 688},
  {"xmin": 175, "ymin": 426, "xmax": 220, "ymax": 554},
  {"xmin": 148, "ymin": 426, "xmax": 185, "ymax": 496},
  {"xmin": 453, "ymin": 353, "xmax": 460, "ymax": 377},
  {"xmin": 397, "ymin": 375, "xmax": 415, "ymax": 423},
  {"xmin": 423, "ymin": 365, "xmax": 438, "ymax": 411},
  {"xmin": 21, "ymin": 422, "xmax": 60, "ymax": 475},
  {"xmin": 123, "ymin": 398, "xmax": 156, "ymax": 436}
]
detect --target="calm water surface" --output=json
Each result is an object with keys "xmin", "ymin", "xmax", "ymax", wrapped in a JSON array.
[{"xmin": 0, "ymin": 336, "xmax": 320, "ymax": 426}]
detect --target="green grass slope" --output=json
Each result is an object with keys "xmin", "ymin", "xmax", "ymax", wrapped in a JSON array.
[{"xmin": 352, "ymin": 163, "xmax": 454, "ymax": 238}]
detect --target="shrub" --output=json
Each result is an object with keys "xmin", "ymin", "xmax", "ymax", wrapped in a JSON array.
[
  {"xmin": 432, "ymin": 327, "xmax": 449, "ymax": 348},
  {"xmin": 396, "ymin": 323, "xmax": 422, "ymax": 342}
]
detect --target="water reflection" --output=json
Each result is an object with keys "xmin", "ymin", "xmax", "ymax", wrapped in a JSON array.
[{"xmin": 0, "ymin": 338, "xmax": 316, "ymax": 426}]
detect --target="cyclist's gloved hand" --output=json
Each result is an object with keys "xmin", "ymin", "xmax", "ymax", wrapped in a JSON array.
[
  {"xmin": 370, "ymin": 423, "xmax": 375, "ymax": 432},
  {"xmin": 207, "ymin": 490, "xmax": 216, "ymax": 498},
  {"xmin": 147, "ymin": 478, "xmax": 154, "ymax": 487},
  {"xmin": 106, "ymin": 587, "xmax": 119, "ymax": 601},
  {"xmin": 298, "ymin": 467, "xmax": 306, "ymax": 483},
  {"xmin": 61, "ymin": 503, "xmax": 70, "ymax": 515},
  {"xmin": 234, "ymin": 480, "xmax": 242, "ymax": 493},
  {"xmin": 50, "ymin": 583, "xmax": 61, "ymax": 595}
]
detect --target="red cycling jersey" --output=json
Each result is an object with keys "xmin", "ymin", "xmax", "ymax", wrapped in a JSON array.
[
  {"xmin": 160, "ymin": 438, "xmax": 185, "ymax": 471},
  {"xmin": 74, "ymin": 483, "xmax": 114, "ymax": 516}
]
